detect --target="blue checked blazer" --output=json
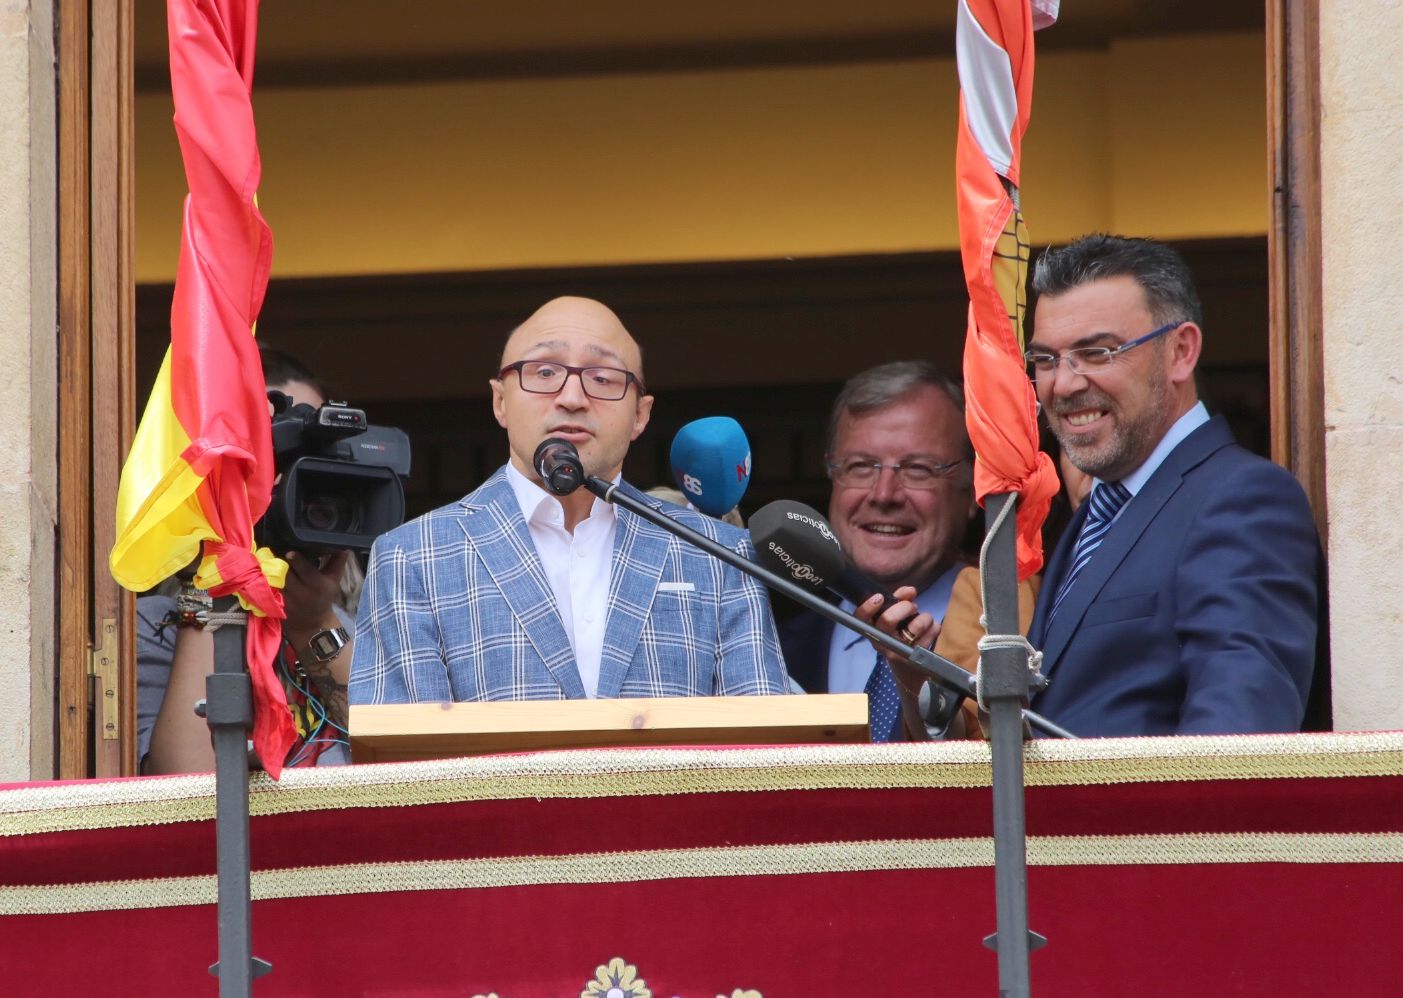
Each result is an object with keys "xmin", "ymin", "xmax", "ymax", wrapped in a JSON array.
[{"xmin": 349, "ymin": 469, "xmax": 790, "ymax": 703}]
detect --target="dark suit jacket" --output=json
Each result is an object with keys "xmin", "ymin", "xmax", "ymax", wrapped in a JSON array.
[
  {"xmin": 777, "ymin": 596, "xmax": 842, "ymax": 694},
  {"xmin": 1029, "ymin": 416, "xmax": 1321, "ymax": 737}
]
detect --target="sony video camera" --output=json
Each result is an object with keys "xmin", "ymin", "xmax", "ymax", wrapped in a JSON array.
[{"xmin": 260, "ymin": 392, "xmax": 412, "ymax": 555}]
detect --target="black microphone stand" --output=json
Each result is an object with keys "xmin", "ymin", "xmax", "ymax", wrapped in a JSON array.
[
  {"xmin": 201, "ymin": 594, "xmax": 273, "ymax": 995},
  {"xmin": 979, "ymin": 492, "xmax": 1047, "ymax": 997},
  {"xmin": 583, "ymin": 475, "xmax": 1073, "ymax": 739},
  {"xmin": 583, "ymin": 476, "xmax": 1065, "ymax": 997}
]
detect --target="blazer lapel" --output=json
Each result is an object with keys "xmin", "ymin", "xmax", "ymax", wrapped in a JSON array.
[
  {"xmin": 594, "ymin": 484, "xmax": 669, "ymax": 698},
  {"xmin": 780, "ymin": 599, "xmax": 839, "ymax": 694},
  {"xmin": 461, "ymin": 473, "xmax": 586, "ymax": 699},
  {"xmin": 1029, "ymin": 504, "xmax": 1083, "ymax": 649},
  {"xmin": 1037, "ymin": 416, "xmax": 1236, "ymax": 678},
  {"xmin": 1038, "ymin": 473, "xmax": 1180, "ymax": 677}
]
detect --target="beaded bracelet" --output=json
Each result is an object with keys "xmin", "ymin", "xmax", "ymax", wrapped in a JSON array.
[{"xmin": 162, "ymin": 583, "xmax": 213, "ymax": 630}]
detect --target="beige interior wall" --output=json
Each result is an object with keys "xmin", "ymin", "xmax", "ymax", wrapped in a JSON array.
[
  {"xmin": 0, "ymin": 0, "xmax": 57, "ymax": 780},
  {"xmin": 1109, "ymin": 34, "xmax": 1268, "ymax": 239},
  {"xmin": 134, "ymin": 33, "xmax": 1266, "ymax": 281},
  {"xmin": 1319, "ymin": 4, "xmax": 1403, "ymax": 731}
]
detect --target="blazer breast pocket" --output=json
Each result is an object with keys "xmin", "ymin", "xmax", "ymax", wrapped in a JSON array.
[
  {"xmin": 1082, "ymin": 591, "xmax": 1158, "ymax": 628},
  {"xmin": 649, "ymin": 584, "xmax": 715, "ymax": 634},
  {"xmin": 651, "ymin": 587, "xmax": 701, "ymax": 621}
]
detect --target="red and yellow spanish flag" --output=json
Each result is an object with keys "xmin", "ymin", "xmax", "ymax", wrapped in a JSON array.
[
  {"xmin": 111, "ymin": 0, "xmax": 295, "ymax": 775},
  {"xmin": 955, "ymin": 0, "xmax": 1061, "ymax": 579}
]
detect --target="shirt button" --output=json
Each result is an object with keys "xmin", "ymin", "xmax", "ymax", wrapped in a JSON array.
[{"xmin": 575, "ymin": 549, "xmax": 586, "ymax": 559}]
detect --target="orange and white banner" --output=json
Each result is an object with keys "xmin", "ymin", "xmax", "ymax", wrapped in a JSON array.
[{"xmin": 955, "ymin": 0, "xmax": 1061, "ymax": 579}]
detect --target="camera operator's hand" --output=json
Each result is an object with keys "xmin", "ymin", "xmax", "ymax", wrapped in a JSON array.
[
  {"xmin": 282, "ymin": 550, "xmax": 346, "ymax": 631},
  {"xmin": 281, "ymin": 549, "xmax": 354, "ymax": 731}
]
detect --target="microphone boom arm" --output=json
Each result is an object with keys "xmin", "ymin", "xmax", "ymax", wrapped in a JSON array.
[{"xmin": 585, "ymin": 476, "xmax": 1074, "ymax": 739}]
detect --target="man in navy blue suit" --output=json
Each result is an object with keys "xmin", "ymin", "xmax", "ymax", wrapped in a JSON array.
[{"xmin": 867, "ymin": 235, "xmax": 1321, "ymax": 736}]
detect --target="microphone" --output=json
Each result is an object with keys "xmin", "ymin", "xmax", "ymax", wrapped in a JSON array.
[
  {"xmin": 749, "ymin": 498, "xmax": 959, "ymax": 733},
  {"xmin": 576, "ymin": 476, "xmax": 1070, "ymax": 739},
  {"xmin": 748, "ymin": 499, "xmax": 915, "ymax": 628},
  {"xmin": 669, "ymin": 417, "xmax": 752, "ymax": 518},
  {"xmin": 532, "ymin": 438, "xmax": 585, "ymax": 496}
]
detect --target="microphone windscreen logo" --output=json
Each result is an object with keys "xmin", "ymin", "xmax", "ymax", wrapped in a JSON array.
[
  {"xmin": 749, "ymin": 500, "xmax": 849, "ymax": 594},
  {"xmin": 670, "ymin": 416, "xmax": 751, "ymax": 517}
]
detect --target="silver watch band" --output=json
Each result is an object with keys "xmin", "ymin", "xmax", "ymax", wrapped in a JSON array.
[{"xmin": 307, "ymin": 625, "xmax": 350, "ymax": 663}]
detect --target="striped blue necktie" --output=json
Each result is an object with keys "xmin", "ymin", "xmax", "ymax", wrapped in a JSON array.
[
  {"xmin": 865, "ymin": 653, "xmax": 903, "ymax": 743},
  {"xmin": 1047, "ymin": 480, "xmax": 1132, "ymax": 626}
]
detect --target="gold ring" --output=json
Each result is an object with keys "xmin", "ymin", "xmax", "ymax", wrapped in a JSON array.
[{"xmin": 898, "ymin": 626, "xmax": 918, "ymax": 645}]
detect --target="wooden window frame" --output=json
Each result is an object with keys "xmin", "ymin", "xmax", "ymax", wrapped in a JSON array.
[
  {"xmin": 53, "ymin": 5, "xmax": 1325, "ymax": 774},
  {"xmin": 57, "ymin": 0, "xmax": 136, "ymax": 778},
  {"xmin": 1267, "ymin": 0, "xmax": 1326, "ymax": 538}
]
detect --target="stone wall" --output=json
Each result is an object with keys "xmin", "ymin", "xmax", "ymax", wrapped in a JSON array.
[
  {"xmin": 1320, "ymin": 2, "xmax": 1403, "ymax": 730},
  {"xmin": 0, "ymin": 0, "xmax": 57, "ymax": 779}
]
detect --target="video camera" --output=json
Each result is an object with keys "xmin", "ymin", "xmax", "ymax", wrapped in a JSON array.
[{"xmin": 260, "ymin": 392, "xmax": 412, "ymax": 555}]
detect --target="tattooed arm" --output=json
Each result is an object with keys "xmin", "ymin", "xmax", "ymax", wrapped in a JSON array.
[{"xmin": 281, "ymin": 550, "xmax": 354, "ymax": 733}]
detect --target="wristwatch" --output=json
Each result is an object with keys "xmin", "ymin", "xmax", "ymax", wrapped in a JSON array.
[{"xmin": 306, "ymin": 625, "xmax": 350, "ymax": 663}]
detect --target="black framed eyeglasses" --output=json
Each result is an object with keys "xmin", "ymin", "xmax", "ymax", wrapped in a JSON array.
[
  {"xmin": 826, "ymin": 457, "xmax": 966, "ymax": 490},
  {"xmin": 1023, "ymin": 319, "xmax": 1185, "ymax": 380},
  {"xmin": 497, "ymin": 360, "xmax": 646, "ymax": 401}
]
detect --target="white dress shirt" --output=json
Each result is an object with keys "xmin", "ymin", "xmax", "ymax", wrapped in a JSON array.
[
  {"xmin": 505, "ymin": 462, "xmax": 617, "ymax": 698},
  {"xmin": 825, "ymin": 561, "xmax": 964, "ymax": 693}
]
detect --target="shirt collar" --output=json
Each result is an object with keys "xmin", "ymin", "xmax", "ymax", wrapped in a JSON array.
[
  {"xmin": 1103, "ymin": 401, "xmax": 1210, "ymax": 497},
  {"xmin": 504, "ymin": 460, "xmax": 617, "ymax": 529}
]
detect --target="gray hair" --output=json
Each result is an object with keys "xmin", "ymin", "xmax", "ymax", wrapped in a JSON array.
[
  {"xmin": 1031, "ymin": 233, "xmax": 1203, "ymax": 328},
  {"xmin": 825, "ymin": 360, "xmax": 972, "ymax": 459}
]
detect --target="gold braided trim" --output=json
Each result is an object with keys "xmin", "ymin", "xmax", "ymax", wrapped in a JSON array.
[
  {"xmin": 5, "ymin": 731, "xmax": 1403, "ymax": 838},
  {"xmin": 4, "ymin": 831, "xmax": 1401, "ymax": 917}
]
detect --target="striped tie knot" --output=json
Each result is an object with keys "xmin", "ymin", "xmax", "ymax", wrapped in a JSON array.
[{"xmin": 1048, "ymin": 480, "xmax": 1132, "ymax": 625}]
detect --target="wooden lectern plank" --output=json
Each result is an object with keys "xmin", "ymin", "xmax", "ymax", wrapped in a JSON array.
[{"xmin": 349, "ymin": 694, "xmax": 869, "ymax": 762}]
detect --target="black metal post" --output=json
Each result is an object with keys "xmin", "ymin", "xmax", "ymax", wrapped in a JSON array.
[
  {"xmin": 979, "ymin": 493, "xmax": 1046, "ymax": 997},
  {"xmin": 203, "ymin": 594, "xmax": 271, "ymax": 994}
]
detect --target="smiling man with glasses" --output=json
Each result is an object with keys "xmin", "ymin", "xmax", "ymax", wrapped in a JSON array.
[
  {"xmin": 1007, "ymin": 234, "xmax": 1320, "ymax": 736},
  {"xmin": 868, "ymin": 237, "xmax": 1323, "ymax": 738},
  {"xmin": 350, "ymin": 296, "xmax": 789, "ymax": 707},
  {"xmin": 778, "ymin": 360, "xmax": 983, "ymax": 738}
]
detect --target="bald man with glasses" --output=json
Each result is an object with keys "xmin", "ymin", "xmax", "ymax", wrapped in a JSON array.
[{"xmin": 350, "ymin": 296, "xmax": 789, "ymax": 706}]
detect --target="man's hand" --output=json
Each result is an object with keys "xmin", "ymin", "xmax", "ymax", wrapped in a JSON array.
[
  {"xmin": 853, "ymin": 585, "xmax": 946, "ymax": 739},
  {"xmin": 282, "ymin": 549, "xmax": 348, "ymax": 638}
]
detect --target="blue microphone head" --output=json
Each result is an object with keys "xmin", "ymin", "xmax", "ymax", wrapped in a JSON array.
[{"xmin": 669, "ymin": 416, "xmax": 752, "ymax": 518}]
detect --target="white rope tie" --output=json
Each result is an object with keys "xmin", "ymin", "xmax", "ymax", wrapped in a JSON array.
[
  {"xmin": 975, "ymin": 632, "xmax": 1044, "ymax": 713},
  {"xmin": 973, "ymin": 491, "xmax": 1045, "ymax": 713},
  {"xmin": 197, "ymin": 608, "xmax": 250, "ymax": 632}
]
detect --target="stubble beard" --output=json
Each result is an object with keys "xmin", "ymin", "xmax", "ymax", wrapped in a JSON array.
[{"xmin": 1053, "ymin": 373, "xmax": 1172, "ymax": 482}]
